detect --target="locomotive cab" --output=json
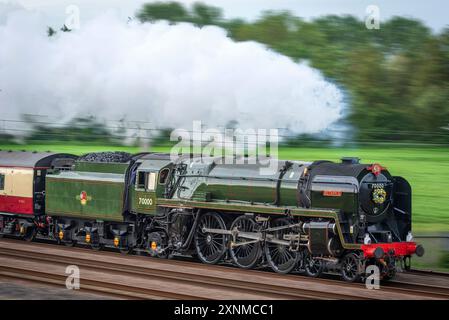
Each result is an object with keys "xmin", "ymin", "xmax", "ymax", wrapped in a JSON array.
[{"xmin": 129, "ymin": 153, "xmax": 175, "ymax": 215}]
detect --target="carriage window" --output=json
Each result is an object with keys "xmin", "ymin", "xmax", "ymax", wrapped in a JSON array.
[
  {"xmin": 159, "ymin": 168, "xmax": 170, "ymax": 185},
  {"xmin": 147, "ymin": 172, "xmax": 156, "ymax": 191},
  {"xmin": 136, "ymin": 171, "xmax": 146, "ymax": 190},
  {"xmin": 0, "ymin": 174, "xmax": 4, "ymax": 190}
]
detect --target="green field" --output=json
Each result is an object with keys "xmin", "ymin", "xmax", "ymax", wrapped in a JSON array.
[{"xmin": 1, "ymin": 143, "xmax": 448, "ymax": 233}]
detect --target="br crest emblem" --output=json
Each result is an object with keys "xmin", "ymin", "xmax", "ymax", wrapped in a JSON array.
[
  {"xmin": 372, "ymin": 187, "xmax": 386, "ymax": 204},
  {"xmin": 76, "ymin": 191, "xmax": 92, "ymax": 205}
]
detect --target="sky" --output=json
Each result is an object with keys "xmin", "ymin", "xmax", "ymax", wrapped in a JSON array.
[{"xmin": 1, "ymin": 0, "xmax": 447, "ymax": 32}]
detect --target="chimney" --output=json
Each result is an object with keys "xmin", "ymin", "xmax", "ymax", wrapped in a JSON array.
[{"xmin": 341, "ymin": 157, "xmax": 360, "ymax": 164}]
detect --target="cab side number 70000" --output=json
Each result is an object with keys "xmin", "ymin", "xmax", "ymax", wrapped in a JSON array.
[{"xmin": 139, "ymin": 197, "xmax": 153, "ymax": 206}]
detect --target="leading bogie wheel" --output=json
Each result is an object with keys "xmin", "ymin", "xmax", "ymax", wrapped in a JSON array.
[
  {"xmin": 264, "ymin": 218, "xmax": 299, "ymax": 274},
  {"xmin": 229, "ymin": 215, "xmax": 262, "ymax": 269},
  {"xmin": 194, "ymin": 212, "xmax": 227, "ymax": 264},
  {"xmin": 341, "ymin": 253, "xmax": 362, "ymax": 282},
  {"xmin": 378, "ymin": 258, "xmax": 396, "ymax": 281}
]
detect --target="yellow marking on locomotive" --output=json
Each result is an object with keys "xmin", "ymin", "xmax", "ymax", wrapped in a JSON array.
[
  {"xmin": 58, "ymin": 230, "xmax": 64, "ymax": 240},
  {"xmin": 113, "ymin": 237, "xmax": 120, "ymax": 247},
  {"xmin": 151, "ymin": 241, "xmax": 157, "ymax": 250},
  {"xmin": 85, "ymin": 233, "xmax": 91, "ymax": 243}
]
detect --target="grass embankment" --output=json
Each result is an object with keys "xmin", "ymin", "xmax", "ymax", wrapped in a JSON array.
[{"xmin": 1, "ymin": 144, "xmax": 448, "ymax": 233}]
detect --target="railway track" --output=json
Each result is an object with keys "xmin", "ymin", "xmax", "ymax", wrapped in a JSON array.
[
  {"xmin": 383, "ymin": 270, "xmax": 449, "ymax": 298},
  {"xmin": 0, "ymin": 239, "xmax": 447, "ymax": 300},
  {"xmin": 287, "ymin": 270, "xmax": 449, "ymax": 299},
  {"xmin": 295, "ymin": 267, "xmax": 449, "ymax": 299}
]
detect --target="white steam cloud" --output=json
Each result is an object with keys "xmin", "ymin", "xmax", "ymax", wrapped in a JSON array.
[{"xmin": 0, "ymin": 6, "xmax": 344, "ymax": 134}]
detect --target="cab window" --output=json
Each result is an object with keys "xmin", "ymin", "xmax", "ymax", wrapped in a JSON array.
[
  {"xmin": 159, "ymin": 168, "xmax": 170, "ymax": 185},
  {"xmin": 136, "ymin": 171, "xmax": 157, "ymax": 191},
  {"xmin": 0, "ymin": 174, "xmax": 4, "ymax": 190},
  {"xmin": 147, "ymin": 172, "xmax": 156, "ymax": 191},
  {"xmin": 136, "ymin": 171, "xmax": 146, "ymax": 190}
]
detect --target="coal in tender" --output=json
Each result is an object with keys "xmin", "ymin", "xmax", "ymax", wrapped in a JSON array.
[{"xmin": 78, "ymin": 152, "xmax": 132, "ymax": 163}]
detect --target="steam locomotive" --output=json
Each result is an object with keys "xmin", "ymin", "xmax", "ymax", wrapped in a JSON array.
[{"xmin": 0, "ymin": 150, "xmax": 424, "ymax": 282}]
